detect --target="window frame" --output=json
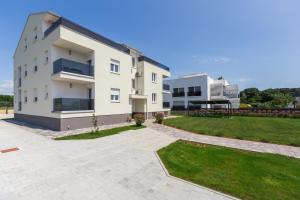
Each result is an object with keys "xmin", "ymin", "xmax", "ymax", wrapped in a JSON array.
[
  {"xmin": 152, "ymin": 72, "xmax": 157, "ymax": 83},
  {"xmin": 110, "ymin": 88, "xmax": 120, "ymax": 103},
  {"xmin": 152, "ymin": 93, "xmax": 157, "ymax": 104},
  {"xmin": 110, "ymin": 59, "xmax": 120, "ymax": 74}
]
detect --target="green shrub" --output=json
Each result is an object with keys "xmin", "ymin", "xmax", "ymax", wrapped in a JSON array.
[
  {"xmin": 155, "ymin": 112, "xmax": 164, "ymax": 124},
  {"xmin": 133, "ymin": 114, "xmax": 145, "ymax": 126}
]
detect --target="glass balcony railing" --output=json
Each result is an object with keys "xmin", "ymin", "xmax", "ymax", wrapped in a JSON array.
[
  {"xmin": 172, "ymin": 92, "xmax": 185, "ymax": 97},
  {"xmin": 187, "ymin": 91, "xmax": 202, "ymax": 96},
  {"xmin": 53, "ymin": 58, "xmax": 94, "ymax": 77},
  {"xmin": 163, "ymin": 102, "xmax": 170, "ymax": 108},
  {"xmin": 163, "ymin": 84, "xmax": 170, "ymax": 91},
  {"xmin": 53, "ymin": 98, "xmax": 94, "ymax": 112},
  {"xmin": 18, "ymin": 101, "xmax": 22, "ymax": 111}
]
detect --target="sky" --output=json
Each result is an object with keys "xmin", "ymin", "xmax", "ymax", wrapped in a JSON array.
[{"xmin": 0, "ymin": 0, "xmax": 300, "ymax": 94}]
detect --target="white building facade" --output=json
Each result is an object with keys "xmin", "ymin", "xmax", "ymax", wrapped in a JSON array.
[
  {"xmin": 163, "ymin": 74, "xmax": 240, "ymax": 110},
  {"xmin": 14, "ymin": 11, "xmax": 170, "ymax": 130}
]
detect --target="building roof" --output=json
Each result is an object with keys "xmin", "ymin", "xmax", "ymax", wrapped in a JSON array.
[
  {"xmin": 43, "ymin": 12, "xmax": 170, "ymax": 71},
  {"xmin": 138, "ymin": 56, "xmax": 170, "ymax": 71}
]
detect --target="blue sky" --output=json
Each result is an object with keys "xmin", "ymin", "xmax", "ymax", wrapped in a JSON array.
[{"xmin": 1, "ymin": 0, "xmax": 300, "ymax": 94}]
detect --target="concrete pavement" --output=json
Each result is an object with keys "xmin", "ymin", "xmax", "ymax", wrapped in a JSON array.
[{"xmin": 0, "ymin": 120, "xmax": 234, "ymax": 200}]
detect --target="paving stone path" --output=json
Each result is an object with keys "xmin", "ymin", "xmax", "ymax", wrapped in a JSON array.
[{"xmin": 147, "ymin": 122, "xmax": 300, "ymax": 159}]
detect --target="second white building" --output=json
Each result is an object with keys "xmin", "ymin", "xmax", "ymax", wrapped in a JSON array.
[{"xmin": 163, "ymin": 73, "xmax": 240, "ymax": 110}]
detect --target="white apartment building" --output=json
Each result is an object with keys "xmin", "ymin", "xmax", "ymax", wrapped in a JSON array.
[
  {"xmin": 163, "ymin": 73, "xmax": 240, "ymax": 110},
  {"xmin": 14, "ymin": 11, "xmax": 170, "ymax": 131}
]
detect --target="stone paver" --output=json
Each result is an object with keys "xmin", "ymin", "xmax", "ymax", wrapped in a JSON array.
[
  {"xmin": 148, "ymin": 122, "xmax": 300, "ymax": 159},
  {"xmin": 0, "ymin": 120, "xmax": 235, "ymax": 200}
]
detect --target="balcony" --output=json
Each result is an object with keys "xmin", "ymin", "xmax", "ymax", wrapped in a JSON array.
[
  {"xmin": 163, "ymin": 102, "xmax": 170, "ymax": 108},
  {"xmin": 163, "ymin": 84, "xmax": 170, "ymax": 93},
  {"xmin": 130, "ymin": 89, "xmax": 147, "ymax": 99},
  {"xmin": 187, "ymin": 91, "xmax": 202, "ymax": 96},
  {"xmin": 52, "ymin": 58, "xmax": 95, "ymax": 83},
  {"xmin": 53, "ymin": 98, "xmax": 94, "ymax": 112},
  {"xmin": 53, "ymin": 58, "xmax": 93, "ymax": 76},
  {"xmin": 172, "ymin": 92, "xmax": 185, "ymax": 97}
]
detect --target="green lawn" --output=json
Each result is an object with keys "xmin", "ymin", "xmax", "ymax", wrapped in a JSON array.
[
  {"xmin": 158, "ymin": 140, "xmax": 300, "ymax": 200},
  {"xmin": 55, "ymin": 125, "xmax": 145, "ymax": 140},
  {"xmin": 164, "ymin": 116, "xmax": 300, "ymax": 146}
]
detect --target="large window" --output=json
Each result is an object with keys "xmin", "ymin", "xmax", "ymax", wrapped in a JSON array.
[
  {"xmin": 188, "ymin": 86, "xmax": 201, "ymax": 96},
  {"xmin": 173, "ymin": 88, "xmax": 185, "ymax": 97},
  {"xmin": 152, "ymin": 93, "xmax": 157, "ymax": 103},
  {"xmin": 110, "ymin": 88, "xmax": 120, "ymax": 103},
  {"xmin": 110, "ymin": 59, "xmax": 120, "ymax": 74},
  {"xmin": 172, "ymin": 100, "xmax": 185, "ymax": 110},
  {"xmin": 152, "ymin": 73, "xmax": 157, "ymax": 83},
  {"xmin": 163, "ymin": 102, "xmax": 170, "ymax": 108}
]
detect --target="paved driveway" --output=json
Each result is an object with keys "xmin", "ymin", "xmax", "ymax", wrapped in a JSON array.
[{"xmin": 0, "ymin": 120, "xmax": 234, "ymax": 200}]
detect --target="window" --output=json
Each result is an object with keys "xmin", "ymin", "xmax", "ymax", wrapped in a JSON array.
[
  {"xmin": 33, "ymin": 27, "xmax": 38, "ymax": 43},
  {"xmin": 173, "ymin": 88, "xmax": 185, "ymax": 97},
  {"xmin": 163, "ymin": 102, "xmax": 170, "ymax": 108},
  {"xmin": 132, "ymin": 79, "xmax": 135, "ymax": 89},
  {"xmin": 110, "ymin": 88, "xmax": 120, "ymax": 102},
  {"xmin": 24, "ymin": 65, "xmax": 28, "ymax": 77},
  {"xmin": 188, "ymin": 86, "xmax": 201, "ymax": 96},
  {"xmin": 152, "ymin": 93, "xmax": 157, "ymax": 103},
  {"xmin": 44, "ymin": 85, "xmax": 48, "ymax": 99},
  {"xmin": 24, "ymin": 38, "xmax": 28, "ymax": 51},
  {"xmin": 33, "ymin": 88, "xmax": 38, "ymax": 102},
  {"xmin": 152, "ymin": 73, "xmax": 157, "ymax": 83},
  {"xmin": 44, "ymin": 50, "xmax": 49, "ymax": 65},
  {"xmin": 172, "ymin": 101, "xmax": 185, "ymax": 110},
  {"xmin": 34, "ymin": 58, "xmax": 38, "ymax": 72},
  {"xmin": 132, "ymin": 57, "xmax": 136, "ymax": 67},
  {"xmin": 110, "ymin": 59, "xmax": 120, "ymax": 74},
  {"xmin": 24, "ymin": 90, "xmax": 27, "ymax": 103}
]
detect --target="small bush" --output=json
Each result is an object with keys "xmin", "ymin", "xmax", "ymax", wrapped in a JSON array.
[
  {"xmin": 133, "ymin": 114, "xmax": 145, "ymax": 126},
  {"xmin": 155, "ymin": 112, "xmax": 164, "ymax": 124}
]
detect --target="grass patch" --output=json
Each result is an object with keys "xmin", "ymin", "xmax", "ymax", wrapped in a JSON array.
[
  {"xmin": 158, "ymin": 140, "xmax": 300, "ymax": 200},
  {"xmin": 163, "ymin": 116, "xmax": 300, "ymax": 146},
  {"xmin": 55, "ymin": 125, "xmax": 145, "ymax": 140}
]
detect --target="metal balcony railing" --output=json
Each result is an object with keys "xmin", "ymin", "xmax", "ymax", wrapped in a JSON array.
[
  {"xmin": 53, "ymin": 58, "xmax": 94, "ymax": 77},
  {"xmin": 53, "ymin": 98, "xmax": 94, "ymax": 111}
]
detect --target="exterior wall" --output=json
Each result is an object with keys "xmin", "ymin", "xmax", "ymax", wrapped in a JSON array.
[
  {"xmin": 59, "ymin": 26, "xmax": 133, "ymax": 116},
  {"xmin": 15, "ymin": 113, "xmax": 131, "ymax": 131},
  {"xmin": 14, "ymin": 14, "xmax": 59, "ymax": 117},
  {"xmin": 164, "ymin": 75, "xmax": 240, "ymax": 109},
  {"xmin": 142, "ymin": 61, "xmax": 170, "ymax": 113},
  {"xmin": 14, "ymin": 12, "xmax": 170, "ymax": 130},
  {"xmin": 164, "ymin": 75, "xmax": 210, "ymax": 109}
]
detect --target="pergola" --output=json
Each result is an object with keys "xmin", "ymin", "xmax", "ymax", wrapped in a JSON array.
[{"xmin": 187, "ymin": 100, "xmax": 232, "ymax": 117}]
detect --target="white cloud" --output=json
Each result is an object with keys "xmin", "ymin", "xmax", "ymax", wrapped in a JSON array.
[
  {"xmin": 238, "ymin": 78, "xmax": 252, "ymax": 83},
  {"xmin": 0, "ymin": 80, "xmax": 13, "ymax": 95},
  {"xmin": 192, "ymin": 56, "xmax": 231, "ymax": 64}
]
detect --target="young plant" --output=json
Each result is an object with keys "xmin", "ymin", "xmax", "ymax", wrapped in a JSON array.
[
  {"xmin": 91, "ymin": 113, "xmax": 99, "ymax": 133},
  {"xmin": 155, "ymin": 112, "xmax": 164, "ymax": 124},
  {"xmin": 133, "ymin": 113, "xmax": 145, "ymax": 126}
]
